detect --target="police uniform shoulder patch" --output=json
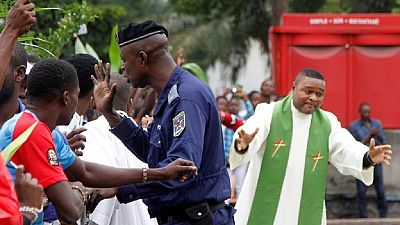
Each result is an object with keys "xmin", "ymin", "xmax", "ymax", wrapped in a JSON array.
[
  {"xmin": 47, "ymin": 148, "xmax": 59, "ymax": 166},
  {"xmin": 168, "ymin": 84, "xmax": 180, "ymax": 105},
  {"xmin": 173, "ymin": 111, "xmax": 185, "ymax": 137}
]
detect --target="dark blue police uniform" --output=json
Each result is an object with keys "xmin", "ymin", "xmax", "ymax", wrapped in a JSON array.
[{"xmin": 111, "ymin": 66, "xmax": 234, "ymax": 224}]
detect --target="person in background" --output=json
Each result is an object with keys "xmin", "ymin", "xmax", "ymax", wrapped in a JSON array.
[
  {"xmin": 130, "ymin": 86, "xmax": 157, "ymax": 125},
  {"xmin": 248, "ymin": 91, "xmax": 263, "ymax": 110},
  {"xmin": 217, "ymin": 96, "xmax": 228, "ymax": 113},
  {"xmin": 260, "ymin": 79, "xmax": 279, "ymax": 104},
  {"xmin": 19, "ymin": 55, "xmax": 40, "ymax": 103},
  {"xmin": 224, "ymin": 97, "xmax": 249, "ymax": 202},
  {"xmin": 58, "ymin": 53, "xmax": 99, "ymax": 133},
  {"xmin": 220, "ymin": 112, "xmax": 244, "ymax": 133},
  {"xmin": 232, "ymin": 87, "xmax": 254, "ymax": 120},
  {"xmin": 348, "ymin": 103, "xmax": 388, "ymax": 218}
]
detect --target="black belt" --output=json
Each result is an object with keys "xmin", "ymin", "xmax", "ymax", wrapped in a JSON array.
[{"xmin": 156, "ymin": 202, "xmax": 226, "ymax": 224}]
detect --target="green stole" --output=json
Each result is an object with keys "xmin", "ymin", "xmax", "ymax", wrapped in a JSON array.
[{"xmin": 247, "ymin": 96, "xmax": 331, "ymax": 225}]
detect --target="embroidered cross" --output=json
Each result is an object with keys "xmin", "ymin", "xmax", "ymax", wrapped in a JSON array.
[
  {"xmin": 312, "ymin": 151, "xmax": 324, "ymax": 172},
  {"xmin": 272, "ymin": 139, "xmax": 286, "ymax": 158}
]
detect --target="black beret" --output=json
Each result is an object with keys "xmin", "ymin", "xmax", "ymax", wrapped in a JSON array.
[{"xmin": 117, "ymin": 20, "xmax": 168, "ymax": 47}]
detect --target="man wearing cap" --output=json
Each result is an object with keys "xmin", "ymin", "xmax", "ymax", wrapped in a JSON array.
[{"xmin": 92, "ymin": 20, "xmax": 234, "ymax": 224}]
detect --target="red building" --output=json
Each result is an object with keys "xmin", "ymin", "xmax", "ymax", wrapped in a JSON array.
[{"xmin": 270, "ymin": 13, "xmax": 400, "ymax": 128}]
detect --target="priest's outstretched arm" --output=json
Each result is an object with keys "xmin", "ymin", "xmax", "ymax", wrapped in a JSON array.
[
  {"xmin": 325, "ymin": 111, "xmax": 392, "ymax": 186},
  {"xmin": 229, "ymin": 103, "xmax": 274, "ymax": 170}
]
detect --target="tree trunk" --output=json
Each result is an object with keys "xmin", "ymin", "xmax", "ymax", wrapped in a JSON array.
[{"xmin": 272, "ymin": 0, "xmax": 288, "ymax": 26}]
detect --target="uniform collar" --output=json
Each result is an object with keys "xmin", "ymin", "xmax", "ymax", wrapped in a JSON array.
[{"xmin": 153, "ymin": 66, "xmax": 183, "ymax": 116}]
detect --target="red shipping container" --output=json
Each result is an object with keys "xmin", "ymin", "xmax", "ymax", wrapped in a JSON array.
[{"xmin": 270, "ymin": 13, "xmax": 400, "ymax": 128}]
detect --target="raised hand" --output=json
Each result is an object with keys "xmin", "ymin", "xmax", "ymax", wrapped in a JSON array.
[
  {"xmin": 66, "ymin": 127, "xmax": 87, "ymax": 156},
  {"xmin": 91, "ymin": 61, "xmax": 116, "ymax": 116},
  {"xmin": 160, "ymin": 158, "xmax": 198, "ymax": 182},
  {"xmin": 235, "ymin": 128, "xmax": 259, "ymax": 152},
  {"xmin": 369, "ymin": 138, "xmax": 392, "ymax": 166},
  {"xmin": 5, "ymin": 0, "xmax": 36, "ymax": 36},
  {"xmin": 14, "ymin": 165, "xmax": 43, "ymax": 221}
]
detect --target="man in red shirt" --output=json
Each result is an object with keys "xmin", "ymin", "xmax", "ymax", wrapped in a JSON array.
[{"xmin": 0, "ymin": 0, "xmax": 43, "ymax": 224}]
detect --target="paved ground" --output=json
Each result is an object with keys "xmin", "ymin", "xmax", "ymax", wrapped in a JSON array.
[{"xmin": 328, "ymin": 218, "xmax": 400, "ymax": 225}]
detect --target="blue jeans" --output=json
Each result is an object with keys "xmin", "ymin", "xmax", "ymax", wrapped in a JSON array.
[
  {"xmin": 163, "ymin": 205, "xmax": 235, "ymax": 225},
  {"xmin": 356, "ymin": 164, "xmax": 388, "ymax": 218}
]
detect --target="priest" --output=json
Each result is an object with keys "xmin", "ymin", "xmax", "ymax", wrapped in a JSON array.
[{"xmin": 230, "ymin": 69, "xmax": 392, "ymax": 225}]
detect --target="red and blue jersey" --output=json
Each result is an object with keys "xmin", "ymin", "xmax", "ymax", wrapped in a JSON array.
[
  {"xmin": 0, "ymin": 110, "xmax": 67, "ymax": 187},
  {"xmin": 0, "ymin": 111, "xmax": 68, "ymax": 225}
]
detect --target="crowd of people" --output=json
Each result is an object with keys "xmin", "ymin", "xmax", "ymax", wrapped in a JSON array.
[{"xmin": 0, "ymin": 1, "xmax": 394, "ymax": 225}]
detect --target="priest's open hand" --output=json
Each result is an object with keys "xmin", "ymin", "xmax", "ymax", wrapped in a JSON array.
[
  {"xmin": 235, "ymin": 128, "xmax": 259, "ymax": 152},
  {"xmin": 369, "ymin": 138, "xmax": 392, "ymax": 166}
]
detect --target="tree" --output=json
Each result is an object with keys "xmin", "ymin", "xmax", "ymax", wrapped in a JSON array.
[
  {"xmin": 0, "ymin": 0, "xmax": 97, "ymax": 59},
  {"xmin": 169, "ymin": 0, "xmax": 273, "ymax": 82}
]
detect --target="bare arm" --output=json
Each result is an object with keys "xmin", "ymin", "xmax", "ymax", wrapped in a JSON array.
[
  {"xmin": 44, "ymin": 181, "xmax": 84, "ymax": 224},
  {"xmin": 64, "ymin": 157, "xmax": 197, "ymax": 188},
  {"xmin": 0, "ymin": 0, "xmax": 36, "ymax": 88}
]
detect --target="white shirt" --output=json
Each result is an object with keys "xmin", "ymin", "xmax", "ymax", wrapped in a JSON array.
[{"xmin": 81, "ymin": 114, "xmax": 157, "ymax": 225}]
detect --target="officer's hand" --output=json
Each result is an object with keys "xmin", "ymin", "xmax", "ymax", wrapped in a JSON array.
[
  {"xmin": 161, "ymin": 158, "xmax": 198, "ymax": 182},
  {"xmin": 15, "ymin": 165, "xmax": 43, "ymax": 221},
  {"xmin": 369, "ymin": 138, "xmax": 392, "ymax": 166},
  {"xmin": 235, "ymin": 128, "xmax": 259, "ymax": 152},
  {"xmin": 91, "ymin": 61, "xmax": 116, "ymax": 116},
  {"xmin": 87, "ymin": 188, "xmax": 118, "ymax": 213},
  {"xmin": 66, "ymin": 127, "xmax": 87, "ymax": 156},
  {"xmin": 4, "ymin": 0, "xmax": 36, "ymax": 37}
]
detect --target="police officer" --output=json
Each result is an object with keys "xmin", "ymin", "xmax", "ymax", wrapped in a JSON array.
[{"xmin": 92, "ymin": 21, "xmax": 234, "ymax": 224}]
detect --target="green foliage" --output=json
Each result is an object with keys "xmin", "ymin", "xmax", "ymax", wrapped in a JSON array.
[
  {"xmin": 83, "ymin": 4, "xmax": 127, "ymax": 62},
  {"xmin": 74, "ymin": 37, "xmax": 99, "ymax": 60},
  {"xmin": 321, "ymin": 0, "xmax": 398, "ymax": 13},
  {"xmin": 27, "ymin": 1, "xmax": 97, "ymax": 59},
  {"xmin": 181, "ymin": 63, "xmax": 208, "ymax": 83},
  {"xmin": 289, "ymin": 0, "xmax": 326, "ymax": 13},
  {"xmin": 109, "ymin": 25, "xmax": 121, "ymax": 73},
  {"xmin": 0, "ymin": 0, "xmax": 97, "ymax": 59}
]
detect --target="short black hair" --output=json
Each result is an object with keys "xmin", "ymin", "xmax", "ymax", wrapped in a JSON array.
[
  {"xmin": 294, "ymin": 69, "xmax": 325, "ymax": 85},
  {"xmin": 261, "ymin": 79, "xmax": 273, "ymax": 86},
  {"xmin": 66, "ymin": 54, "xmax": 98, "ymax": 98},
  {"xmin": 0, "ymin": 43, "xmax": 27, "ymax": 103},
  {"xmin": 216, "ymin": 95, "xmax": 227, "ymax": 102},
  {"xmin": 10, "ymin": 43, "xmax": 28, "ymax": 71},
  {"xmin": 26, "ymin": 59, "xmax": 78, "ymax": 101},
  {"xmin": 27, "ymin": 55, "xmax": 41, "ymax": 64},
  {"xmin": 359, "ymin": 102, "xmax": 370, "ymax": 112},
  {"xmin": 248, "ymin": 90, "xmax": 260, "ymax": 100}
]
